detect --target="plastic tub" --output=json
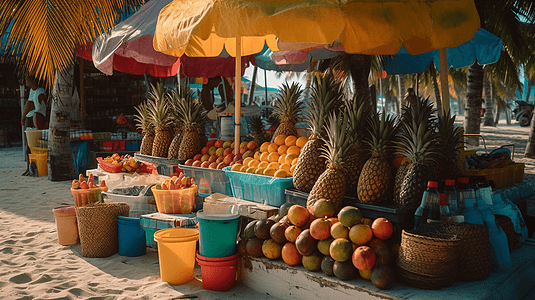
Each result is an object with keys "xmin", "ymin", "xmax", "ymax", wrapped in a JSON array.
[
  {"xmin": 52, "ymin": 206, "xmax": 79, "ymax": 245},
  {"xmin": 71, "ymin": 188, "xmax": 104, "ymax": 207},
  {"xmin": 180, "ymin": 164, "xmax": 233, "ymax": 196},
  {"xmin": 223, "ymin": 167, "xmax": 294, "ymax": 207},
  {"xmin": 25, "ymin": 129, "xmax": 42, "ymax": 147},
  {"xmin": 29, "ymin": 153, "xmax": 47, "ymax": 176},
  {"xmin": 151, "ymin": 185, "xmax": 198, "ymax": 214},
  {"xmin": 153, "ymin": 228, "xmax": 199, "ymax": 285},
  {"xmin": 118, "ymin": 216, "xmax": 146, "ymax": 257},
  {"xmin": 103, "ymin": 185, "xmax": 157, "ymax": 217},
  {"xmin": 196, "ymin": 209, "xmax": 240, "ymax": 258},
  {"xmin": 196, "ymin": 252, "xmax": 239, "ymax": 291}
]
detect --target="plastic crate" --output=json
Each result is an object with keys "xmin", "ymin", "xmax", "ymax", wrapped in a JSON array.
[
  {"xmin": 223, "ymin": 167, "xmax": 294, "ymax": 207},
  {"xmin": 140, "ymin": 213, "xmax": 197, "ymax": 248},
  {"xmin": 29, "ymin": 153, "xmax": 48, "ymax": 176},
  {"xmin": 151, "ymin": 185, "xmax": 198, "ymax": 214},
  {"xmin": 103, "ymin": 185, "xmax": 157, "ymax": 217},
  {"xmin": 180, "ymin": 165, "xmax": 233, "ymax": 196}
]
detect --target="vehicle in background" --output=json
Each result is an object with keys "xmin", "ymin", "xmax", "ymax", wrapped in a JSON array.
[{"xmin": 512, "ymin": 100, "xmax": 534, "ymax": 127}]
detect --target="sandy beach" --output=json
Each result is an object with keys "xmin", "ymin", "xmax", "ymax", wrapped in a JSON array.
[{"xmin": 0, "ymin": 117, "xmax": 533, "ymax": 299}]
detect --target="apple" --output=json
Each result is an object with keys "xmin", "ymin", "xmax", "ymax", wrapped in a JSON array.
[
  {"xmin": 239, "ymin": 146, "xmax": 249, "ymax": 155},
  {"xmin": 223, "ymin": 154, "xmax": 234, "ymax": 165},
  {"xmin": 240, "ymin": 141, "xmax": 249, "ymax": 149},
  {"xmin": 242, "ymin": 150, "xmax": 253, "ymax": 159},
  {"xmin": 201, "ymin": 147, "xmax": 210, "ymax": 155},
  {"xmin": 216, "ymin": 156, "xmax": 225, "ymax": 164},
  {"xmin": 215, "ymin": 140, "xmax": 224, "ymax": 148},
  {"xmin": 193, "ymin": 154, "xmax": 202, "ymax": 161},
  {"xmin": 216, "ymin": 148, "xmax": 225, "ymax": 157},
  {"xmin": 217, "ymin": 162, "xmax": 227, "ymax": 169},
  {"xmin": 223, "ymin": 147, "xmax": 234, "ymax": 156},
  {"xmin": 201, "ymin": 154, "xmax": 210, "ymax": 162},
  {"xmin": 223, "ymin": 140, "xmax": 232, "ymax": 149},
  {"xmin": 352, "ymin": 246, "xmax": 376, "ymax": 270},
  {"xmin": 184, "ymin": 159, "xmax": 194, "ymax": 166},
  {"xmin": 201, "ymin": 161, "xmax": 211, "ymax": 168},
  {"xmin": 209, "ymin": 154, "xmax": 218, "ymax": 163},
  {"xmin": 206, "ymin": 140, "xmax": 216, "ymax": 148},
  {"xmin": 247, "ymin": 141, "xmax": 258, "ymax": 151},
  {"xmin": 208, "ymin": 146, "xmax": 217, "ymax": 155},
  {"xmin": 209, "ymin": 132, "xmax": 217, "ymax": 139},
  {"xmin": 233, "ymin": 153, "xmax": 242, "ymax": 161},
  {"xmin": 230, "ymin": 142, "xmax": 235, "ymax": 149},
  {"xmin": 209, "ymin": 162, "xmax": 218, "ymax": 169},
  {"xmin": 192, "ymin": 160, "xmax": 202, "ymax": 167},
  {"xmin": 235, "ymin": 159, "xmax": 243, "ymax": 165}
]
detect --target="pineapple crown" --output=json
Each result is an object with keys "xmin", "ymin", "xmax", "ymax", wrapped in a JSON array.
[
  {"xmin": 248, "ymin": 116, "xmax": 265, "ymax": 134},
  {"xmin": 147, "ymin": 83, "xmax": 174, "ymax": 131},
  {"xmin": 173, "ymin": 92, "xmax": 208, "ymax": 128},
  {"xmin": 306, "ymin": 69, "xmax": 345, "ymax": 139},
  {"xmin": 271, "ymin": 82, "xmax": 305, "ymax": 125},
  {"xmin": 320, "ymin": 110, "xmax": 352, "ymax": 168},
  {"xmin": 437, "ymin": 109, "xmax": 464, "ymax": 156},
  {"xmin": 395, "ymin": 96, "xmax": 441, "ymax": 166},
  {"xmin": 365, "ymin": 110, "xmax": 399, "ymax": 158},
  {"xmin": 345, "ymin": 94, "xmax": 373, "ymax": 146},
  {"xmin": 169, "ymin": 84, "xmax": 195, "ymax": 128},
  {"xmin": 134, "ymin": 101, "xmax": 154, "ymax": 134}
]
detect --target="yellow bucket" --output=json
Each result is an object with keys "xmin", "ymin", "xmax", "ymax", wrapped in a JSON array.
[{"xmin": 153, "ymin": 228, "xmax": 199, "ymax": 285}]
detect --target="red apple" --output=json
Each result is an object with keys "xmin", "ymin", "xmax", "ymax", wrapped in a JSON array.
[
  {"xmin": 209, "ymin": 162, "xmax": 218, "ymax": 169},
  {"xmin": 209, "ymin": 132, "xmax": 217, "ymax": 139},
  {"xmin": 223, "ymin": 154, "xmax": 234, "ymax": 165},
  {"xmin": 201, "ymin": 161, "xmax": 211, "ymax": 168},
  {"xmin": 193, "ymin": 154, "xmax": 202, "ymax": 161},
  {"xmin": 201, "ymin": 146, "xmax": 210, "ymax": 155},
  {"xmin": 239, "ymin": 146, "xmax": 249, "ymax": 155},
  {"xmin": 352, "ymin": 246, "xmax": 376, "ymax": 270},
  {"xmin": 216, "ymin": 156, "xmax": 225, "ymax": 164},
  {"xmin": 233, "ymin": 153, "xmax": 242, "ymax": 161},
  {"xmin": 371, "ymin": 218, "xmax": 394, "ymax": 240},
  {"xmin": 215, "ymin": 140, "xmax": 224, "ymax": 148},
  {"xmin": 216, "ymin": 162, "xmax": 227, "ymax": 169},
  {"xmin": 206, "ymin": 140, "xmax": 216, "ymax": 148},
  {"xmin": 223, "ymin": 147, "xmax": 234, "ymax": 156},
  {"xmin": 184, "ymin": 159, "xmax": 194, "ymax": 166},
  {"xmin": 309, "ymin": 218, "xmax": 332, "ymax": 240},
  {"xmin": 208, "ymin": 154, "xmax": 218, "ymax": 163},
  {"xmin": 192, "ymin": 160, "xmax": 202, "ymax": 167},
  {"xmin": 247, "ymin": 141, "xmax": 258, "ymax": 151}
]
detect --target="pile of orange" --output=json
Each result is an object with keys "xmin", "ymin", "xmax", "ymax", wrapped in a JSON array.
[{"xmin": 230, "ymin": 135, "xmax": 308, "ymax": 178}]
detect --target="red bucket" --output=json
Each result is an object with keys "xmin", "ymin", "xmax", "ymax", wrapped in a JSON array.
[{"xmin": 196, "ymin": 252, "xmax": 239, "ymax": 291}]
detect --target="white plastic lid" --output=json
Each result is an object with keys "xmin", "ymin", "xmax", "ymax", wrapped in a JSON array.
[{"xmin": 196, "ymin": 207, "xmax": 239, "ymax": 221}]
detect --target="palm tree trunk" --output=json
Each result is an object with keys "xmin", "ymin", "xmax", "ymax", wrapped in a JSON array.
[
  {"xmin": 247, "ymin": 66, "xmax": 258, "ymax": 105},
  {"xmin": 463, "ymin": 62, "xmax": 484, "ymax": 147},
  {"xmin": 494, "ymin": 102, "xmax": 501, "ymax": 125},
  {"xmin": 397, "ymin": 74, "xmax": 406, "ymax": 110},
  {"xmin": 524, "ymin": 111, "xmax": 535, "ymax": 158},
  {"xmin": 48, "ymin": 65, "xmax": 76, "ymax": 181},
  {"xmin": 431, "ymin": 70, "xmax": 443, "ymax": 114},
  {"xmin": 303, "ymin": 70, "xmax": 313, "ymax": 103},
  {"xmin": 348, "ymin": 54, "xmax": 372, "ymax": 109},
  {"xmin": 483, "ymin": 76, "xmax": 495, "ymax": 126}
]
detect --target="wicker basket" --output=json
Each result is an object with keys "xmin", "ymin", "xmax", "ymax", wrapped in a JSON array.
[
  {"xmin": 495, "ymin": 214, "xmax": 521, "ymax": 251},
  {"xmin": 76, "ymin": 202, "xmax": 130, "ymax": 258}
]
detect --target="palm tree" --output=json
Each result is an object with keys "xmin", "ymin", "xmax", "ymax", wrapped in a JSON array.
[{"xmin": 0, "ymin": 0, "xmax": 141, "ymax": 180}]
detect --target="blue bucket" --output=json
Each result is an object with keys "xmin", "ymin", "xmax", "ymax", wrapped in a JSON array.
[
  {"xmin": 196, "ymin": 210, "xmax": 240, "ymax": 258},
  {"xmin": 118, "ymin": 216, "xmax": 146, "ymax": 257}
]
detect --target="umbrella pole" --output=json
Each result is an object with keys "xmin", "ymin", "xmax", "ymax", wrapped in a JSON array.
[
  {"xmin": 439, "ymin": 48, "xmax": 450, "ymax": 115},
  {"xmin": 234, "ymin": 36, "xmax": 242, "ymax": 155}
]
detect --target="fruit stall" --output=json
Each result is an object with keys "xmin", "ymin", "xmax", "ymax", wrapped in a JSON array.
[{"xmin": 55, "ymin": 76, "xmax": 535, "ymax": 299}]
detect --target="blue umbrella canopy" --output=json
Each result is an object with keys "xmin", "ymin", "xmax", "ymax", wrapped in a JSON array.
[{"xmin": 383, "ymin": 28, "xmax": 502, "ymax": 75}]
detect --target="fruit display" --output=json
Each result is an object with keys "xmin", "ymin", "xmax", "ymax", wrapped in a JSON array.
[
  {"xmin": 71, "ymin": 173, "xmax": 107, "ymax": 191},
  {"xmin": 183, "ymin": 138, "xmax": 259, "ymax": 170},
  {"xmin": 98, "ymin": 153, "xmax": 152, "ymax": 173},
  {"xmin": 228, "ymin": 134, "xmax": 308, "ymax": 178},
  {"xmin": 154, "ymin": 172, "xmax": 195, "ymax": 190},
  {"xmin": 237, "ymin": 202, "xmax": 397, "ymax": 290}
]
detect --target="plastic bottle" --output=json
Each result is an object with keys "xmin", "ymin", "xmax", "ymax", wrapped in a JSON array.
[
  {"xmin": 462, "ymin": 197, "xmax": 484, "ymax": 225},
  {"xmin": 476, "ymin": 180, "xmax": 494, "ymax": 218},
  {"xmin": 483, "ymin": 213, "xmax": 512, "ymax": 271},
  {"xmin": 414, "ymin": 181, "xmax": 439, "ymax": 229},
  {"xmin": 456, "ymin": 177, "xmax": 475, "ymax": 214},
  {"xmin": 444, "ymin": 179, "xmax": 459, "ymax": 215},
  {"xmin": 439, "ymin": 193, "xmax": 452, "ymax": 222}
]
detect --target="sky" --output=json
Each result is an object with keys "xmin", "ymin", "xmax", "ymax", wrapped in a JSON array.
[{"xmin": 243, "ymin": 66, "xmax": 307, "ymax": 89}]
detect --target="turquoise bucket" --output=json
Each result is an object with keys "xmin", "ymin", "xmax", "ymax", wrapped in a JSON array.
[
  {"xmin": 118, "ymin": 216, "xmax": 146, "ymax": 257},
  {"xmin": 196, "ymin": 210, "xmax": 240, "ymax": 258}
]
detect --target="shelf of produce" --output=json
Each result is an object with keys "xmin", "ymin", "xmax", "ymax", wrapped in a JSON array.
[
  {"xmin": 89, "ymin": 151, "xmax": 137, "ymax": 169},
  {"xmin": 179, "ymin": 164, "xmax": 233, "ymax": 196},
  {"xmin": 134, "ymin": 154, "xmax": 180, "ymax": 176}
]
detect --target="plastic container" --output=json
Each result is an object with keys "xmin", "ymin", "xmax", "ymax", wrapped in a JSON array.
[
  {"xmin": 153, "ymin": 228, "xmax": 199, "ymax": 285},
  {"xmin": 103, "ymin": 185, "xmax": 157, "ymax": 218},
  {"xmin": 180, "ymin": 164, "xmax": 233, "ymax": 196},
  {"xmin": 151, "ymin": 185, "xmax": 198, "ymax": 214},
  {"xmin": 118, "ymin": 216, "xmax": 146, "ymax": 257},
  {"xmin": 52, "ymin": 206, "xmax": 79, "ymax": 245},
  {"xmin": 196, "ymin": 252, "xmax": 238, "ymax": 291},
  {"xmin": 25, "ymin": 129, "xmax": 42, "ymax": 147},
  {"xmin": 140, "ymin": 213, "xmax": 197, "ymax": 248},
  {"xmin": 223, "ymin": 167, "xmax": 294, "ymax": 207},
  {"xmin": 28, "ymin": 153, "xmax": 48, "ymax": 176},
  {"xmin": 196, "ymin": 209, "xmax": 240, "ymax": 258},
  {"xmin": 29, "ymin": 146, "xmax": 48, "ymax": 154},
  {"xmin": 444, "ymin": 180, "xmax": 459, "ymax": 215},
  {"xmin": 71, "ymin": 187, "xmax": 103, "ymax": 207},
  {"xmin": 414, "ymin": 181, "xmax": 440, "ymax": 229}
]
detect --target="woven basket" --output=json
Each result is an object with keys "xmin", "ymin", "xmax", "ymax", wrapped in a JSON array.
[
  {"xmin": 396, "ymin": 265, "xmax": 456, "ymax": 290},
  {"xmin": 495, "ymin": 214, "xmax": 521, "ymax": 251},
  {"xmin": 76, "ymin": 202, "xmax": 129, "ymax": 258}
]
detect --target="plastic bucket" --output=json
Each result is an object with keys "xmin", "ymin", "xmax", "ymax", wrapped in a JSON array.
[
  {"xmin": 196, "ymin": 252, "xmax": 239, "ymax": 291},
  {"xmin": 196, "ymin": 210, "xmax": 240, "ymax": 258},
  {"xmin": 117, "ymin": 216, "xmax": 146, "ymax": 257},
  {"xmin": 153, "ymin": 228, "xmax": 199, "ymax": 285},
  {"xmin": 52, "ymin": 206, "xmax": 79, "ymax": 245}
]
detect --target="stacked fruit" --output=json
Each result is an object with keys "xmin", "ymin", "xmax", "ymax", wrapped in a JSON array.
[
  {"xmin": 72, "ymin": 173, "xmax": 107, "ymax": 191},
  {"xmin": 101, "ymin": 153, "xmax": 150, "ymax": 173},
  {"xmin": 154, "ymin": 173, "xmax": 195, "ymax": 190},
  {"xmin": 229, "ymin": 135, "xmax": 308, "ymax": 178},
  {"xmin": 237, "ymin": 202, "xmax": 397, "ymax": 290},
  {"xmin": 183, "ymin": 139, "xmax": 258, "ymax": 169}
]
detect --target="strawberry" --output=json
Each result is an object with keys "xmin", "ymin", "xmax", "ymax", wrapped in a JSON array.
[
  {"xmin": 80, "ymin": 181, "xmax": 88, "ymax": 189},
  {"xmin": 71, "ymin": 180, "xmax": 79, "ymax": 189}
]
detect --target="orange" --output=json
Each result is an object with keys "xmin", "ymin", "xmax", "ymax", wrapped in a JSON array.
[
  {"xmin": 277, "ymin": 145, "xmax": 288, "ymax": 155},
  {"xmin": 278, "ymin": 154, "xmax": 287, "ymax": 164},
  {"xmin": 267, "ymin": 152, "xmax": 280, "ymax": 163},
  {"xmin": 349, "ymin": 224, "xmax": 374, "ymax": 246},
  {"xmin": 268, "ymin": 143, "xmax": 279, "ymax": 153},
  {"xmin": 255, "ymin": 168, "xmax": 266, "ymax": 175},
  {"xmin": 267, "ymin": 162, "xmax": 280, "ymax": 170},
  {"xmin": 254, "ymin": 151, "xmax": 261, "ymax": 160},
  {"xmin": 258, "ymin": 161, "xmax": 269, "ymax": 169},
  {"xmin": 260, "ymin": 152, "xmax": 270, "ymax": 162},
  {"xmin": 248, "ymin": 159, "xmax": 260, "ymax": 168},
  {"xmin": 239, "ymin": 165, "xmax": 249, "ymax": 172},
  {"xmin": 246, "ymin": 167, "xmax": 256, "ymax": 174},
  {"xmin": 231, "ymin": 164, "xmax": 243, "ymax": 172},
  {"xmin": 285, "ymin": 135, "xmax": 297, "ymax": 147},
  {"xmin": 287, "ymin": 146, "xmax": 301, "ymax": 156},
  {"xmin": 263, "ymin": 168, "xmax": 276, "ymax": 176},
  {"xmin": 260, "ymin": 142, "xmax": 271, "ymax": 153},
  {"xmin": 243, "ymin": 157, "xmax": 253, "ymax": 167},
  {"xmin": 296, "ymin": 136, "xmax": 308, "ymax": 148},
  {"xmin": 279, "ymin": 163, "xmax": 291, "ymax": 173},
  {"xmin": 274, "ymin": 135, "xmax": 287, "ymax": 146},
  {"xmin": 292, "ymin": 157, "xmax": 299, "ymax": 166},
  {"xmin": 285, "ymin": 153, "xmax": 298, "ymax": 164},
  {"xmin": 274, "ymin": 169, "xmax": 288, "ymax": 178}
]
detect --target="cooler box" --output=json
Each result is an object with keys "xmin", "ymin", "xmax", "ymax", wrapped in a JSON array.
[
  {"xmin": 139, "ymin": 212, "xmax": 197, "ymax": 248},
  {"xmin": 103, "ymin": 185, "xmax": 157, "ymax": 218},
  {"xmin": 180, "ymin": 164, "xmax": 233, "ymax": 196}
]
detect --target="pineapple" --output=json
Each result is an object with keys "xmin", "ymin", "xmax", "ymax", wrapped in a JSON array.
[
  {"xmin": 271, "ymin": 82, "xmax": 305, "ymax": 139},
  {"xmin": 357, "ymin": 111, "xmax": 399, "ymax": 204},
  {"xmin": 394, "ymin": 97, "xmax": 441, "ymax": 207},
  {"xmin": 134, "ymin": 101, "xmax": 154, "ymax": 155},
  {"xmin": 177, "ymin": 97, "xmax": 208, "ymax": 161},
  {"xmin": 293, "ymin": 70, "xmax": 345, "ymax": 193},
  {"xmin": 344, "ymin": 95, "xmax": 373, "ymax": 196},
  {"xmin": 307, "ymin": 111, "xmax": 352, "ymax": 211},
  {"xmin": 435, "ymin": 110, "xmax": 464, "ymax": 181},
  {"xmin": 147, "ymin": 83, "xmax": 174, "ymax": 158},
  {"xmin": 248, "ymin": 116, "xmax": 270, "ymax": 146},
  {"xmin": 168, "ymin": 85, "xmax": 195, "ymax": 159}
]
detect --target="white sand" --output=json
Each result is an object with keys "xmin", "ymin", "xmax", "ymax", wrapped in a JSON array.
[{"xmin": 0, "ymin": 118, "xmax": 533, "ymax": 299}]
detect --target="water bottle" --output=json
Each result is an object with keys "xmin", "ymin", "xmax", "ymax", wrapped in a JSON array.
[
  {"xmin": 483, "ymin": 213, "xmax": 511, "ymax": 271},
  {"xmin": 439, "ymin": 193, "xmax": 452, "ymax": 222},
  {"xmin": 456, "ymin": 177, "xmax": 475, "ymax": 214},
  {"xmin": 476, "ymin": 180, "xmax": 494, "ymax": 216},
  {"xmin": 414, "ymin": 181, "xmax": 439, "ymax": 229},
  {"xmin": 444, "ymin": 179, "xmax": 459, "ymax": 215}
]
